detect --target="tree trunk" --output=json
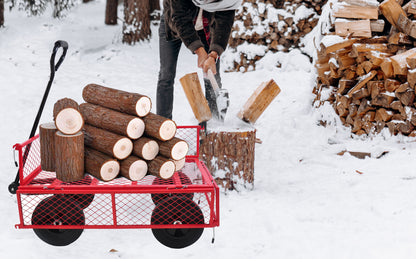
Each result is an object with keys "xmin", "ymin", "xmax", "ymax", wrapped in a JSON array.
[
  {"xmin": 83, "ymin": 124, "xmax": 133, "ymax": 160},
  {"xmin": 79, "ymin": 103, "xmax": 145, "ymax": 139},
  {"xmin": 85, "ymin": 147, "xmax": 119, "ymax": 181},
  {"xmin": 147, "ymin": 155, "xmax": 175, "ymax": 180},
  {"xmin": 142, "ymin": 112, "xmax": 177, "ymax": 141},
  {"xmin": 82, "ymin": 84, "xmax": 151, "ymax": 117},
  {"xmin": 123, "ymin": 0, "xmax": 151, "ymax": 44},
  {"xmin": 0, "ymin": 0, "xmax": 4, "ymax": 27},
  {"xmin": 39, "ymin": 122, "xmax": 57, "ymax": 172},
  {"xmin": 199, "ymin": 129, "xmax": 257, "ymax": 191},
  {"xmin": 132, "ymin": 137, "xmax": 159, "ymax": 160},
  {"xmin": 105, "ymin": 0, "xmax": 118, "ymax": 25},
  {"xmin": 120, "ymin": 156, "xmax": 148, "ymax": 181},
  {"xmin": 55, "ymin": 131, "xmax": 84, "ymax": 183},
  {"xmin": 53, "ymin": 98, "xmax": 84, "ymax": 135},
  {"xmin": 156, "ymin": 137, "xmax": 189, "ymax": 160}
]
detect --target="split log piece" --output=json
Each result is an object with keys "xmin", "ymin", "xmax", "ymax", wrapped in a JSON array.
[
  {"xmin": 332, "ymin": 3, "xmax": 378, "ymax": 20},
  {"xmin": 132, "ymin": 137, "xmax": 159, "ymax": 160},
  {"xmin": 83, "ymin": 124, "xmax": 133, "ymax": 160},
  {"xmin": 379, "ymin": 0, "xmax": 407, "ymax": 29},
  {"xmin": 156, "ymin": 137, "xmax": 189, "ymax": 160},
  {"xmin": 347, "ymin": 70, "xmax": 377, "ymax": 96},
  {"xmin": 53, "ymin": 98, "xmax": 84, "ymax": 135},
  {"xmin": 375, "ymin": 108, "xmax": 393, "ymax": 122},
  {"xmin": 237, "ymin": 79, "xmax": 281, "ymax": 124},
  {"xmin": 82, "ymin": 84, "xmax": 151, "ymax": 117},
  {"xmin": 120, "ymin": 156, "xmax": 148, "ymax": 181},
  {"xmin": 390, "ymin": 48, "xmax": 416, "ymax": 76},
  {"xmin": 142, "ymin": 112, "xmax": 177, "ymax": 141},
  {"xmin": 335, "ymin": 19, "xmax": 371, "ymax": 38},
  {"xmin": 320, "ymin": 38, "xmax": 358, "ymax": 55},
  {"xmin": 55, "ymin": 131, "xmax": 84, "ymax": 182},
  {"xmin": 39, "ymin": 122, "xmax": 57, "ymax": 172},
  {"xmin": 85, "ymin": 147, "xmax": 119, "ymax": 182},
  {"xmin": 147, "ymin": 155, "xmax": 176, "ymax": 180},
  {"xmin": 79, "ymin": 103, "xmax": 145, "ymax": 139},
  {"xmin": 408, "ymin": 69, "xmax": 416, "ymax": 88}
]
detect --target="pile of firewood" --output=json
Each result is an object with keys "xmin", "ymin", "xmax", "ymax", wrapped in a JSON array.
[
  {"xmin": 314, "ymin": 0, "xmax": 416, "ymax": 136},
  {"xmin": 39, "ymin": 84, "xmax": 189, "ymax": 183},
  {"xmin": 226, "ymin": 0, "xmax": 326, "ymax": 72}
]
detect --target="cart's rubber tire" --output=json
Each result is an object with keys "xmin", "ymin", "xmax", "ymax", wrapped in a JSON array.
[
  {"xmin": 151, "ymin": 172, "xmax": 194, "ymax": 205},
  {"xmin": 151, "ymin": 196, "xmax": 204, "ymax": 249},
  {"xmin": 62, "ymin": 175, "xmax": 95, "ymax": 209},
  {"xmin": 31, "ymin": 195, "xmax": 85, "ymax": 246}
]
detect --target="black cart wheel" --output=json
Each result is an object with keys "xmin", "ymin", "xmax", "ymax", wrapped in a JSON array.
[
  {"xmin": 151, "ymin": 196, "xmax": 204, "ymax": 249},
  {"xmin": 151, "ymin": 172, "xmax": 194, "ymax": 205},
  {"xmin": 31, "ymin": 195, "xmax": 85, "ymax": 246},
  {"xmin": 62, "ymin": 175, "xmax": 95, "ymax": 210}
]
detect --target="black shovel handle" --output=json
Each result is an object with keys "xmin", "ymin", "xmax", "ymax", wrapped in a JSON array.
[{"xmin": 8, "ymin": 40, "xmax": 68, "ymax": 194}]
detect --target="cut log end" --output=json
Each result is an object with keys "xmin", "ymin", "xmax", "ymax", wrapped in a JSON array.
[
  {"xmin": 159, "ymin": 160, "xmax": 175, "ymax": 179},
  {"xmin": 142, "ymin": 140, "xmax": 159, "ymax": 160},
  {"xmin": 128, "ymin": 160, "xmax": 148, "ymax": 181},
  {"xmin": 100, "ymin": 160, "xmax": 120, "ymax": 181},
  {"xmin": 126, "ymin": 118, "xmax": 145, "ymax": 139},
  {"xmin": 113, "ymin": 138, "xmax": 133, "ymax": 159},
  {"xmin": 171, "ymin": 141, "xmax": 189, "ymax": 160},
  {"xmin": 136, "ymin": 97, "xmax": 152, "ymax": 117},
  {"xmin": 159, "ymin": 120, "xmax": 177, "ymax": 141},
  {"xmin": 173, "ymin": 157, "xmax": 186, "ymax": 171},
  {"xmin": 55, "ymin": 108, "xmax": 84, "ymax": 134}
]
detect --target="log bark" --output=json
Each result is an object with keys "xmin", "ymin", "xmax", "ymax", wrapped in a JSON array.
[
  {"xmin": 85, "ymin": 147, "xmax": 119, "ymax": 182},
  {"xmin": 83, "ymin": 124, "xmax": 133, "ymax": 160},
  {"xmin": 132, "ymin": 137, "xmax": 159, "ymax": 160},
  {"xmin": 179, "ymin": 72, "xmax": 212, "ymax": 123},
  {"xmin": 55, "ymin": 131, "xmax": 84, "ymax": 183},
  {"xmin": 79, "ymin": 103, "xmax": 145, "ymax": 139},
  {"xmin": 199, "ymin": 128, "xmax": 256, "ymax": 191},
  {"xmin": 39, "ymin": 122, "xmax": 57, "ymax": 172},
  {"xmin": 82, "ymin": 84, "xmax": 151, "ymax": 117},
  {"xmin": 53, "ymin": 98, "xmax": 84, "ymax": 135},
  {"xmin": 147, "ymin": 155, "xmax": 176, "ymax": 180},
  {"xmin": 237, "ymin": 79, "xmax": 281, "ymax": 124},
  {"xmin": 142, "ymin": 112, "xmax": 177, "ymax": 141},
  {"xmin": 105, "ymin": 0, "xmax": 118, "ymax": 25},
  {"xmin": 120, "ymin": 156, "xmax": 148, "ymax": 181},
  {"xmin": 156, "ymin": 137, "xmax": 189, "ymax": 160}
]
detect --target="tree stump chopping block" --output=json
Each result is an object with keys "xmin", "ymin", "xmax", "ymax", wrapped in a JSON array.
[
  {"xmin": 85, "ymin": 147, "xmax": 120, "ymax": 182},
  {"xmin": 82, "ymin": 84, "xmax": 152, "ymax": 117},
  {"xmin": 199, "ymin": 128, "xmax": 256, "ymax": 191},
  {"xmin": 55, "ymin": 131, "xmax": 85, "ymax": 182},
  {"xmin": 120, "ymin": 156, "xmax": 148, "ymax": 181},
  {"xmin": 83, "ymin": 124, "xmax": 133, "ymax": 160},
  {"xmin": 79, "ymin": 103, "xmax": 145, "ymax": 139},
  {"xmin": 53, "ymin": 98, "xmax": 84, "ymax": 135},
  {"xmin": 142, "ymin": 112, "xmax": 177, "ymax": 141},
  {"xmin": 39, "ymin": 122, "xmax": 57, "ymax": 172}
]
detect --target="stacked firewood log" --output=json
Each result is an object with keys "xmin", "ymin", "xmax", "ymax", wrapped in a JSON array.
[
  {"xmin": 39, "ymin": 84, "xmax": 189, "ymax": 183},
  {"xmin": 314, "ymin": 0, "xmax": 416, "ymax": 136},
  {"xmin": 226, "ymin": 0, "xmax": 326, "ymax": 72}
]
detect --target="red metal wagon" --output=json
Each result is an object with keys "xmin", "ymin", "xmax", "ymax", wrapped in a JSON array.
[{"xmin": 9, "ymin": 41, "xmax": 219, "ymax": 249}]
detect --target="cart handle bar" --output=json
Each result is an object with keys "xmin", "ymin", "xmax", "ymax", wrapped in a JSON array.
[{"xmin": 8, "ymin": 40, "xmax": 68, "ymax": 194}]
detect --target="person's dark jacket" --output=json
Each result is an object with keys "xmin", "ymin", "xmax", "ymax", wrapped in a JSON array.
[{"xmin": 162, "ymin": 0, "xmax": 236, "ymax": 56}]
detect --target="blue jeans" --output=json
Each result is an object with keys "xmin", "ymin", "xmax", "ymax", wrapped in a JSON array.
[{"xmin": 156, "ymin": 16, "xmax": 222, "ymax": 120}]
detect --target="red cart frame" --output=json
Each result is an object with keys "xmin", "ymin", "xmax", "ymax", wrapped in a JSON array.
[{"xmin": 12, "ymin": 126, "xmax": 219, "ymax": 246}]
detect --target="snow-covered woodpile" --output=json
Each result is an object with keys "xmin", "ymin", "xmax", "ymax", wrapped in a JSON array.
[
  {"xmin": 226, "ymin": 0, "xmax": 327, "ymax": 72},
  {"xmin": 314, "ymin": 0, "xmax": 416, "ymax": 136}
]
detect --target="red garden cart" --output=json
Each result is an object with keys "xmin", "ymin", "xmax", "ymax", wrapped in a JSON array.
[{"xmin": 9, "ymin": 41, "xmax": 220, "ymax": 249}]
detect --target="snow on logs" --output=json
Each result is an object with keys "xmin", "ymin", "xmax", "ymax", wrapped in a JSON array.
[
  {"xmin": 314, "ymin": 0, "xmax": 416, "ymax": 136},
  {"xmin": 39, "ymin": 84, "xmax": 189, "ymax": 183}
]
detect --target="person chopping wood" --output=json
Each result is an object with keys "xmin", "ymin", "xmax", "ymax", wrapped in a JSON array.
[{"xmin": 156, "ymin": 0, "xmax": 241, "ymax": 121}]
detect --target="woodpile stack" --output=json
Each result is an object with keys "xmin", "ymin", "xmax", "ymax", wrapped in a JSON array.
[
  {"xmin": 314, "ymin": 0, "xmax": 416, "ymax": 136},
  {"xmin": 226, "ymin": 0, "xmax": 326, "ymax": 72},
  {"xmin": 39, "ymin": 84, "xmax": 189, "ymax": 183}
]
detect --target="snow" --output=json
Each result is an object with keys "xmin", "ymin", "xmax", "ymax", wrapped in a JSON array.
[{"xmin": 2, "ymin": 1, "xmax": 416, "ymax": 259}]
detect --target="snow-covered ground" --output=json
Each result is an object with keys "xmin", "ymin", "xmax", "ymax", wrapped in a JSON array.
[{"xmin": 2, "ymin": 1, "xmax": 416, "ymax": 258}]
